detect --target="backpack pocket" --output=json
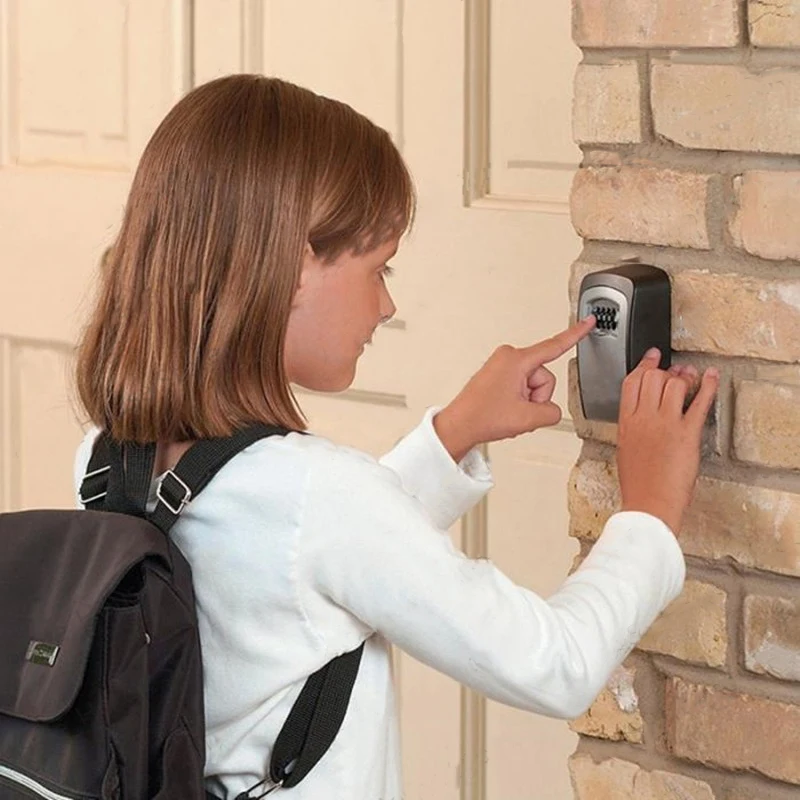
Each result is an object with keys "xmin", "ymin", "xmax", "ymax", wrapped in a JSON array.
[
  {"xmin": 0, "ymin": 763, "xmax": 98, "ymax": 800},
  {"xmin": 150, "ymin": 722, "xmax": 204, "ymax": 800},
  {"xmin": 0, "ymin": 510, "xmax": 204, "ymax": 800}
]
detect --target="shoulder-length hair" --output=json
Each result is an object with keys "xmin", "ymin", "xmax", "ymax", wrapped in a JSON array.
[{"xmin": 74, "ymin": 74, "xmax": 415, "ymax": 442}]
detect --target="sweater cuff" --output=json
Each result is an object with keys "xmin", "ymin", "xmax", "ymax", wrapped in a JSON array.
[
  {"xmin": 379, "ymin": 407, "xmax": 493, "ymax": 529},
  {"xmin": 596, "ymin": 510, "xmax": 686, "ymax": 607}
]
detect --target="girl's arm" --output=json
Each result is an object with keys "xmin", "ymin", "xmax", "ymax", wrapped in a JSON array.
[
  {"xmin": 378, "ymin": 407, "xmax": 493, "ymax": 531},
  {"xmin": 297, "ymin": 448, "xmax": 683, "ymax": 719},
  {"xmin": 377, "ymin": 319, "xmax": 596, "ymax": 529},
  {"xmin": 300, "ymin": 355, "xmax": 717, "ymax": 718}
]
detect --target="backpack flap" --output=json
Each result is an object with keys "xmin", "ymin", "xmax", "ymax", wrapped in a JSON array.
[{"xmin": 0, "ymin": 509, "xmax": 171, "ymax": 723}]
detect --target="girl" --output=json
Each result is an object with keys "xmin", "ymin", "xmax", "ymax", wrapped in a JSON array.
[{"xmin": 73, "ymin": 75, "xmax": 718, "ymax": 800}]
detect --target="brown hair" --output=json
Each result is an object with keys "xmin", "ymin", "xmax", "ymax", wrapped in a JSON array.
[{"xmin": 75, "ymin": 75, "xmax": 415, "ymax": 442}]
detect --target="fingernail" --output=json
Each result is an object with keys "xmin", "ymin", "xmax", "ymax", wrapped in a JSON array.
[
  {"xmin": 646, "ymin": 347, "xmax": 660, "ymax": 359},
  {"xmin": 707, "ymin": 367, "xmax": 720, "ymax": 379}
]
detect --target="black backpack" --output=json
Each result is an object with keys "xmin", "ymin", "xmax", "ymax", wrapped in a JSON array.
[{"xmin": 0, "ymin": 425, "xmax": 363, "ymax": 800}]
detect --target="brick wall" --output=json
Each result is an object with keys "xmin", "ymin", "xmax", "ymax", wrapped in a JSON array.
[{"xmin": 567, "ymin": 2, "xmax": 800, "ymax": 798}]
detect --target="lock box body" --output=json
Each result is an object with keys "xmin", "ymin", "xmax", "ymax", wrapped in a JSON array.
[{"xmin": 577, "ymin": 264, "xmax": 671, "ymax": 422}]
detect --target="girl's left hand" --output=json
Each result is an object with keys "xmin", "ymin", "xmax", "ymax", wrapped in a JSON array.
[{"xmin": 433, "ymin": 317, "xmax": 596, "ymax": 462}]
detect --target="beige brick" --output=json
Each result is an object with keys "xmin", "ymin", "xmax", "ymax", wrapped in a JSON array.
[
  {"xmin": 638, "ymin": 581, "xmax": 727, "ymax": 668},
  {"xmin": 744, "ymin": 594, "xmax": 800, "ymax": 681},
  {"xmin": 635, "ymin": 770, "xmax": 717, "ymax": 800},
  {"xmin": 749, "ymin": 0, "xmax": 800, "ymax": 47},
  {"xmin": 734, "ymin": 380, "xmax": 800, "ymax": 469},
  {"xmin": 569, "ymin": 459, "xmax": 800, "ymax": 577},
  {"xmin": 573, "ymin": 63, "xmax": 642, "ymax": 145},
  {"xmin": 652, "ymin": 64, "xmax": 800, "ymax": 155},
  {"xmin": 681, "ymin": 477, "xmax": 800, "ymax": 577},
  {"xmin": 570, "ymin": 665, "xmax": 644, "ymax": 742},
  {"xmin": 570, "ymin": 755, "xmax": 637, "ymax": 799},
  {"xmin": 569, "ymin": 754, "xmax": 717, "ymax": 800},
  {"xmin": 731, "ymin": 172, "xmax": 800, "ymax": 261},
  {"xmin": 667, "ymin": 678, "xmax": 800, "ymax": 784},
  {"xmin": 673, "ymin": 271, "xmax": 800, "ymax": 363},
  {"xmin": 568, "ymin": 459, "xmax": 619, "ymax": 541},
  {"xmin": 574, "ymin": 0, "xmax": 740, "ymax": 47},
  {"xmin": 571, "ymin": 168, "xmax": 711, "ymax": 249}
]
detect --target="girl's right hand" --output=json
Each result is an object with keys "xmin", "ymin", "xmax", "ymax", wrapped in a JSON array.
[{"xmin": 616, "ymin": 349, "xmax": 719, "ymax": 534}]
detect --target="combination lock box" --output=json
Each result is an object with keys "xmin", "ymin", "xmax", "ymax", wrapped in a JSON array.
[{"xmin": 577, "ymin": 263, "xmax": 671, "ymax": 422}]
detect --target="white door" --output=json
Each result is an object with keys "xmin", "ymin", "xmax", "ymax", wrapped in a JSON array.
[
  {"xmin": 2, "ymin": 2, "xmax": 582, "ymax": 797},
  {"xmin": 398, "ymin": 4, "xmax": 583, "ymax": 798}
]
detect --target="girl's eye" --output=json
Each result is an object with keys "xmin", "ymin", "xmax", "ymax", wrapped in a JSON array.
[{"xmin": 381, "ymin": 264, "xmax": 395, "ymax": 278}]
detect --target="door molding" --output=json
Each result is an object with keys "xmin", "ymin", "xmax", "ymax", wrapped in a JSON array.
[
  {"xmin": 463, "ymin": 0, "xmax": 572, "ymax": 215},
  {"xmin": 459, "ymin": 446, "xmax": 488, "ymax": 800}
]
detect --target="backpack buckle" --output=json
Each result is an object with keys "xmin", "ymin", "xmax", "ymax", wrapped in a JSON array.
[
  {"xmin": 156, "ymin": 470, "xmax": 193, "ymax": 515},
  {"xmin": 79, "ymin": 465, "xmax": 110, "ymax": 505},
  {"xmin": 234, "ymin": 778, "xmax": 283, "ymax": 799}
]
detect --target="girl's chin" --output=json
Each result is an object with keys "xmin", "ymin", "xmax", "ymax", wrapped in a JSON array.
[{"xmin": 292, "ymin": 364, "xmax": 357, "ymax": 394}]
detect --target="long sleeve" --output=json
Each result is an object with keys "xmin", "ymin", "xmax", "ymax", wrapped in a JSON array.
[
  {"xmin": 297, "ymin": 448, "xmax": 685, "ymax": 720},
  {"xmin": 378, "ymin": 407, "xmax": 493, "ymax": 530}
]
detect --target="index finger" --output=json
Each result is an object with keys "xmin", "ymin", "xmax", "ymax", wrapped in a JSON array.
[{"xmin": 524, "ymin": 316, "xmax": 596, "ymax": 366}]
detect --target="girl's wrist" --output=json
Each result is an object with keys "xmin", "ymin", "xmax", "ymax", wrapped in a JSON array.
[
  {"xmin": 620, "ymin": 498, "xmax": 681, "ymax": 534},
  {"xmin": 433, "ymin": 405, "xmax": 476, "ymax": 464}
]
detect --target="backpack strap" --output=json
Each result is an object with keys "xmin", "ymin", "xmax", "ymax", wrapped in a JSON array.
[
  {"xmin": 230, "ymin": 643, "xmax": 366, "ymax": 800},
  {"xmin": 80, "ymin": 433, "xmax": 151, "ymax": 515},
  {"xmin": 80, "ymin": 424, "xmax": 365, "ymax": 794},
  {"xmin": 268, "ymin": 642, "xmax": 365, "ymax": 790},
  {"xmin": 147, "ymin": 424, "xmax": 288, "ymax": 534},
  {"xmin": 79, "ymin": 425, "xmax": 287, "ymax": 526},
  {"xmin": 108, "ymin": 440, "xmax": 158, "ymax": 517},
  {"xmin": 79, "ymin": 434, "xmax": 113, "ymax": 511}
]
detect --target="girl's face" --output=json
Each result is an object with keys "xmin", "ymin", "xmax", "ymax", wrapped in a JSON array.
[{"xmin": 284, "ymin": 237, "xmax": 398, "ymax": 392}]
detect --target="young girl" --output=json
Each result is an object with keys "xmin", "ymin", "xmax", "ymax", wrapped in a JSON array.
[{"xmin": 73, "ymin": 75, "xmax": 718, "ymax": 800}]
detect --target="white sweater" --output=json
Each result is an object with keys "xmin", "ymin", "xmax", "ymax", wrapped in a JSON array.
[{"xmin": 74, "ymin": 409, "xmax": 685, "ymax": 800}]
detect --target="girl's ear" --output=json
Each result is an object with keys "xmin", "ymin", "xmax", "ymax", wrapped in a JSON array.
[{"xmin": 293, "ymin": 243, "xmax": 318, "ymax": 306}]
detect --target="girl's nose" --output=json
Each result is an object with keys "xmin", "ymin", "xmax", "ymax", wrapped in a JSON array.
[{"xmin": 380, "ymin": 288, "xmax": 397, "ymax": 324}]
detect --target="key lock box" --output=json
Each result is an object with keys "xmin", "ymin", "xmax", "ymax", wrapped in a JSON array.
[{"xmin": 577, "ymin": 263, "xmax": 671, "ymax": 422}]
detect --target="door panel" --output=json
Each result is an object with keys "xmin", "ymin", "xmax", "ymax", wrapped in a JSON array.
[
  {"xmin": 0, "ymin": 0, "xmax": 190, "ymax": 509},
  {"xmin": 484, "ymin": 430, "xmax": 581, "ymax": 800}
]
